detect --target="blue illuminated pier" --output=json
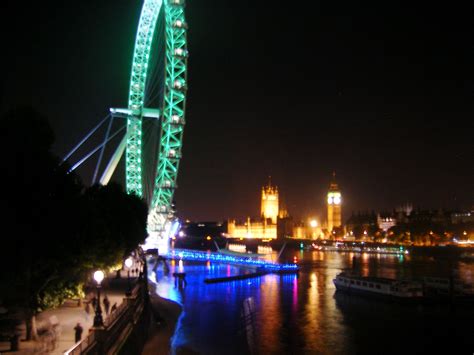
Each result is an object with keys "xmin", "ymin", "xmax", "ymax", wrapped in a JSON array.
[{"xmin": 166, "ymin": 248, "xmax": 299, "ymax": 273}]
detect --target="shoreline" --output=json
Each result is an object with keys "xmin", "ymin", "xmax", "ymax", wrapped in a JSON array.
[{"xmin": 142, "ymin": 281, "xmax": 183, "ymax": 355}]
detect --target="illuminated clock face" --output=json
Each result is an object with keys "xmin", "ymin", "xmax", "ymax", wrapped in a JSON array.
[
  {"xmin": 327, "ymin": 196, "xmax": 333, "ymax": 204},
  {"xmin": 334, "ymin": 195, "xmax": 341, "ymax": 205}
]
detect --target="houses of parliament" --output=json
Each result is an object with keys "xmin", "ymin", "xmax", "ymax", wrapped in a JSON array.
[{"xmin": 227, "ymin": 175, "xmax": 342, "ymax": 240}]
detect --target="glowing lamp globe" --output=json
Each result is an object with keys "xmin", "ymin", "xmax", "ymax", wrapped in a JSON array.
[
  {"xmin": 125, "ymin": 258, "xmax": 133, "ymax": 269},
  {"xmin": 94, "ymin": 270, "xmax": 105, "ymax": 285}
]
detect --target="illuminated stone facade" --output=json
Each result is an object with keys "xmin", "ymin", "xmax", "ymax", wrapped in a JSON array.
[
  {"xmin": 261, "ymin": 182, "xmax": 279, "ymax": 224},
  {"xmin": 227, "ymin": 181, "xmax": 279, "ymax": 240},
  {"xmin": 293, "ymin": 225, "xmax": 306, "ymax": 239},
  {"xmin": 377, "ymin": 213, "xmax": 396, "ymax": 231},
  {"xmin": 227, "ymin": 217, "xmax": 277, "ymax": 240},
  {"xmin": 227, "ymin": 180, "xmax": 329, "ymax": 240},
  {"xmin": 327, "ymin": 174, "xmax": 342, "ymax": 232}
]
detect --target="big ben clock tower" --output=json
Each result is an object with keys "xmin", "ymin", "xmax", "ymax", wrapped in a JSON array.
[{"xmin": 327, "ymin": 172, "xmax": 342, "ymax": 233}]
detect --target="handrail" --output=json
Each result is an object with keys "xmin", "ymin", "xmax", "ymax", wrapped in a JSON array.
[
  {"xmin": 64, "ymin": 282, "xmax": 145, "ymax": 354},
  {"xmin": 103, "ymin": 299, "xmax": 128, "ymax": 328},
  {"xmin": 64, "ymin": 330, "xmax": 96, "ymax": 355}
]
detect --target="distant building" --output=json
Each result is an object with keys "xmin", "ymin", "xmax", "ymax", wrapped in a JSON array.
[
  {"xmin": 395, "ymin": 203, "xmax": 413, "ymax": 224},
  {"xmin": 377, "ymin": 213, "xmax": 397, "ymax": 231},
  {"xmin": 451, "ymin": 210, "xmax": 474, "ymax": 224},
  {"xmin": 277, "ymin": 215, "xmax": 293, "ymax": 239},
  {"xmin": 227, "ymin": 179, "xmax": 278, "ymax": 239},
  {"xmin": 261, "ymin": 178, "xmax": 279, "ymax": 224},
  {"xmin": 179, "ymin": 221, "xmax": 226, "ymax": 238},
  {"xmin": 406, "ymin": 209, "xmax": 451, "ymax": 226},
  {"xmin": 327, "ymin": 173, "xmax": 342, "ymax": 233},
  {"xmin": 292, "ymin": 222, "xmax": 306, "ymax": 239},
  {"xmin": 278, "ymin": 197, "xmax": 289, "ymax": 219},
  {"xmin": 345, "ymin": 212, "xmax": 378, "ymax": 240},
  {"xmin": 175, "ymin": 221, "xmax": 228, "ymax": 249},
  {"xmin": 227, "ymin": 176, "xmax": 332, "ymax": 240},
  {"xmin": 227, "ymin": 217, "xmax": 277, "ymax": 240}
]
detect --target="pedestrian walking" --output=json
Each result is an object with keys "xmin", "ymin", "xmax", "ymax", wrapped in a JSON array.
[
  {"xmin": 84, "ymin": 301, "xmax": 91, "ymax": 321},
  {"xmin": 103, "ymin": 295, "xmax": 110, "ymax": 315},
  {"xmin": 74, "ymin": 323, "xmax": 83, "ymax": 343}
]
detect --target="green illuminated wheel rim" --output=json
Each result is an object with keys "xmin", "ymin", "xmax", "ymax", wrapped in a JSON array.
[{"xmin": 126, "ymin": 0, "xmax": 188, "ymax": 235}]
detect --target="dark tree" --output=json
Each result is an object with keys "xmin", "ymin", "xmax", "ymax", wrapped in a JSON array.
[{"xmin": 0, "ymin": 107, "xmax": 148, "ymax": 340}]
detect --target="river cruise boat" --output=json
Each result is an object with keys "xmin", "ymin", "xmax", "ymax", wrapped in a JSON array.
[
  {"xmin": 333, "ymin": 272, "xmax": 423, "ymax": 300},
  {"xmin": 320, "ymin": 242, "xmax": 409, "ymax": 256}
]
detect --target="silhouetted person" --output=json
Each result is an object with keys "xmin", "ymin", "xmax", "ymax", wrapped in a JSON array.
[
  {"xmin": 74, "ymin": 323, "xmax": 83, "ymax": 343},
  {"xmin": 103, "ymin": 295, "xmax": 110, "ymax": 315}
]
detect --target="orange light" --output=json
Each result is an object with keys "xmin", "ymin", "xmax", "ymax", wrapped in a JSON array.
[{"xmin": 206, "ymin": 236, "xmax": 211, "ymax": 241}]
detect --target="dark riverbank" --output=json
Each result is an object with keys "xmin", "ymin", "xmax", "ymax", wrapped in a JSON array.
[{"xmin": 142, "ymin": 282, "xmax": 182, "ymax": 355}]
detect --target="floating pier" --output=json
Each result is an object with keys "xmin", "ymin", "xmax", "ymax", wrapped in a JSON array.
[
  {"xmin": 204, "ymin": 268, "xmax": 299, "ymax": 284},
  {"xmin": 165, "ymin": 248, "xmax": 299, "ymax": 283}
]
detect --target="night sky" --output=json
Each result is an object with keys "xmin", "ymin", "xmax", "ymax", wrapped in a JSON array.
[{"xmin": 3, "ymin": 0, "xmax": 473, "ymax": 222}]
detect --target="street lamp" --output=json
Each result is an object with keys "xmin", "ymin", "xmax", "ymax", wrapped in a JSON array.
[
  {"xmin": 93, "ymin": 270, "xmax": 105, "ymax": 327},
  {"xmin": 125, "ymin": 257, "xmax": 133, "ymax": 297}
]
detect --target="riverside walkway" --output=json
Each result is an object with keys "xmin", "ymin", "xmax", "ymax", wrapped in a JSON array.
[{"xmin": 0, "ymin": 270, "xmax": 135, "ymax": 354}]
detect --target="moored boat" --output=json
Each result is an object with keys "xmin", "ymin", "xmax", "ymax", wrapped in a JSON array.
[{"xmin": 333, "ymin": 272, "xmax": 423, "ymax": 300}]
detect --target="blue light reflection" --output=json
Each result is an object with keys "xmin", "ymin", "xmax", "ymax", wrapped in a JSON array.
[{"xmin": 150, "ymin": 258, "xmax": 297, "ymax": 354}]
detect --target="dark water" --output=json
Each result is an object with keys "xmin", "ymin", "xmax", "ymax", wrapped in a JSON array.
[{"xmin": 150, "ymin": 250, "xmax": 474, "ymax": 354}]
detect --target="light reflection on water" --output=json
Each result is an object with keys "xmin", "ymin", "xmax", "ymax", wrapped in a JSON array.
[{"xmin": 150, "ymin": 250, "xmax": 474, "ymax": 354}]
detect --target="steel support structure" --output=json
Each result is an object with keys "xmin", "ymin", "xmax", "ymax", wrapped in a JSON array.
[
  {"xmin": 148, "ymin": 1, "xmax": 188, "ymax": 234},
  {"xmin": 124, "ymin": 0, "xmax": 188, "ymax": 241}
]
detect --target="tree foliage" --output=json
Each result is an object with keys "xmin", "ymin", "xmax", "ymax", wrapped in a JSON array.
[{"xmin": 0, "ymin": 107, "xmax": 148, "ymax": 337}]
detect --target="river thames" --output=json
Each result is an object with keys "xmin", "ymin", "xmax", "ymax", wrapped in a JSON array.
[{"xmin": 149, "ymin": 248, "xmax": 474, "ymax": 354}]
